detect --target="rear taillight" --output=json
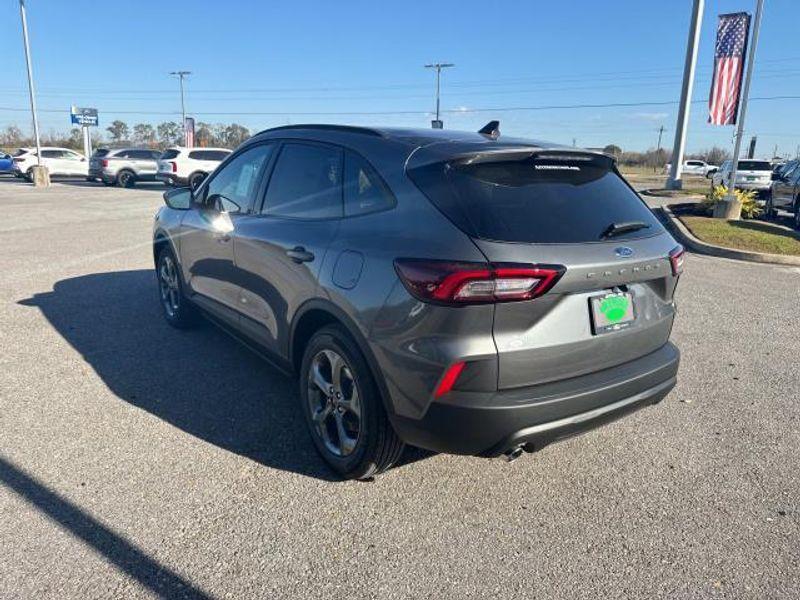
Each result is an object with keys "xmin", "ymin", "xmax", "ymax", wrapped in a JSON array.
[
  {"xmin": 669, "ymin": 245, "xmax": 685, "ymax": 276},
  {"xmin": 170, "ymin": 161, "xmax": 177, "ymax": 173},
  {"xmin": 394, "ymin": 259, "xmax": 565, "ymax": 305},
  {"xmin": 101, "ymin": 159, "xmax": 109, "ymax": 168}
]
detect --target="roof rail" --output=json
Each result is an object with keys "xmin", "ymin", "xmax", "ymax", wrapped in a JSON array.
[{"xmin": 255, "ymin": 124, "xmax": 385, "ymax": 138}]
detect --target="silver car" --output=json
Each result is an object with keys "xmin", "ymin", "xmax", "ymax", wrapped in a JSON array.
[
  {"xmin": 152, "ymin": 124, "xmax": 682, "ymax": 479},
  {"xmin": 88, "ymin": 148, "xmax": 162, "ymax": 187}
]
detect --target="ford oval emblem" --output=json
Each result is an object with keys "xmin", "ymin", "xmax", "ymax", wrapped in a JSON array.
[{"xmin": 614, "ymin": 246, "xmax": 634, "ymax": 258}]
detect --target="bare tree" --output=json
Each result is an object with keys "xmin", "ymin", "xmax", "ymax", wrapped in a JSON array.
[{"xmin": 106, "ymin": 120, "xmax": 130, "ymax": 144}]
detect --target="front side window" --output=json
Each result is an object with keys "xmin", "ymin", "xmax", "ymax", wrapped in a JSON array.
[
  {"xmin": 262, "ymin": 143, "xmax": 342, "ymax": 219},
  {"xmin": 343, "ymin": 151, "xmax": 395, "ymax": 217},
  {"xmin": 202, "ymin": 144, "xmax": 274, "ymax": 213}
]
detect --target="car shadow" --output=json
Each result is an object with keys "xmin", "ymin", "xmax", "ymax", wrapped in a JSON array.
[
  {"xmin": 56, "ymin": 180, "xmax": 168, "ymax": 190},
  {"xmin": 19, "ymin": 270, "xmax": 431, "ymax": 482},
  {"xmin": 730, "ymin": 218, "xmax": 800, "ymax": 239}
]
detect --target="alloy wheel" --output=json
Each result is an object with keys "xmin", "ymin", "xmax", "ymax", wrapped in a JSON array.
[
  {"xmin": 158, "ymin": 255, "xmax": 180, "ymax": 317},
  {"xmin": 306, "ymin": 349, "xmax": 361, "ymax": 457}
]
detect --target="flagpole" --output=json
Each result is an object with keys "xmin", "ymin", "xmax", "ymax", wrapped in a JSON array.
[{"xmin": 717, "ymin": 0, "xmax": 764, "ymax": 220}]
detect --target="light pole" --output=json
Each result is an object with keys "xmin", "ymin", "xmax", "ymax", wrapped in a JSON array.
[
  {"xmin": 170, "ymin": 70, "xmax": 191, "ymax": 146},
  {"xmin": 666, "ymin": 0, "xmax": 704, "ymax": 190},
  {"xmin": 424, "ymin": 63, "xmax": 454, "ymax": 128},
  {"xmin": 19, "ymin": 0, "xmax": 42, "ymax": 169}
]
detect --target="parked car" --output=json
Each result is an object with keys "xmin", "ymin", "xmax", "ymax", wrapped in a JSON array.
[
  {"xmin": 88, "ymin": 147, "xmax": 162, "ymax": 187},
  {"xmin": 710, "ymin": 159, "xmax": 773, "ymax": 197},
  {"xmin": 11, "ymin": 147, "xmax": 89, "ymax": 180},
  {"xmin": 156, "ymin": 147, "xmax": 231, "ymax": 189},
  {"xmin": 664, "ymin": 159, "xmax": 718, "ymax": 177},
  {"xmin": 0, "ymin": 153, "xmax": 12, "ymax": 173},
  {"xmin": 152, "ymin": 124, "xmax": 683, "ymax": 479},
  {"xmin": 766, "ymin": 159, "xmax": 800, "ymax": 228}
]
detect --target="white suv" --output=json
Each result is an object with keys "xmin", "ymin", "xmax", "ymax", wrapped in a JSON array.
[
  {"xmin": 12, "ymin": 147, "xmax": 89, "ymax": 180},
  {"xmin": 664, "ymin": 160, "xmax": 718, "ymax": 177},
  {"xmin": 710, "ymin": 159, "xmax": 773, "ymax": 197},
  {"xmin": 156, "ymin": 147, "xmax": 231, "ymax": 189}
]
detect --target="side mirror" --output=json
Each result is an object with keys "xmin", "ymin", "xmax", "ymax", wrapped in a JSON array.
[
  {"xmin": 163, "ymin": 186, "xmax": 192, "ymax": 210},
  {"xmin": 207, "ymin": 193, "xmax": 241, "ymax": 214}
]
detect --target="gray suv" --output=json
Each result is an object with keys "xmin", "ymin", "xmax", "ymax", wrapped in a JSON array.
[
  {"xmin": 152, "ymin": 124, "xmax": 683, "ymax": 479},
  {"xmin": 88, "ymin": 148, "xmax": 162, "ymax": 187}
]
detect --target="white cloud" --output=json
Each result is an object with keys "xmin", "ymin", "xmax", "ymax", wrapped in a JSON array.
[{"xmin": 631, "ymin": 112, "xmax": 669, "ymax": 121}]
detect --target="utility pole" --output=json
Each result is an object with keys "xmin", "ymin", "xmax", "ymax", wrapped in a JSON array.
[
  {"xmin": 717, "ymin": 0, "xmax": 764, "ymax": 220},
  {"xmin": 170, "ymin": 70, "xmax": 191, "ymax": 145},
  {"xmin": 18, "ymin": 0, "xmax": 43, "ymax": 174},
  {"xmin": 656, "ymin": 125, "xmax": 665, "ymax": 152},
  {"xmin": 424, "ymin": 63, "xmax": 454, "ymax": 129},
  {"xmin": 666, "ymin": 0, "xmax": 705, "ymax": 190}
]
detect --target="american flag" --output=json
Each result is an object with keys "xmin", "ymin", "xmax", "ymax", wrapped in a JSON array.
[{"xmin": 708, "ymin": 12, "xmax": 751, "ymax": 125}]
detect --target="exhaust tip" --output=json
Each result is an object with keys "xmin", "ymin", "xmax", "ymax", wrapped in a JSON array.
[{"xmin": 504, "ymin": 446, "xmax": 524, "ymax": 462}]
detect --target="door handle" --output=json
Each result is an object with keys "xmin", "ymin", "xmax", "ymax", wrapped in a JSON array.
[{"xmin": 286, "ymin": 246, "xmax": 315, "ymax": 263}]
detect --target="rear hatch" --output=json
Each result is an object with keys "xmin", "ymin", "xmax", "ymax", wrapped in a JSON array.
[
  {"xmin": 89, "ymin": 148, "xmax": 111, "ymax": 171},
  {"xmin": 408, "ymin": 146, "xmax": 681, "ymax": 390},
  {"xmin": 732, "ymin": 160, "xmax": 771, "ymax": 186},
  {"xmin": 157, "ymin": 149, "xmax": 181, "ymax": 175}
]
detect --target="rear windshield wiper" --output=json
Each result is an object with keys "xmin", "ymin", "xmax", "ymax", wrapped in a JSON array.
[{"xmin": 600, "ymin": 221, "xmax": 650, "ymax": 239}]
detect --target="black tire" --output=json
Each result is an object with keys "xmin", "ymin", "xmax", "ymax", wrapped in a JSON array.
[
  {"xmin": 25, "ymin": 168, "xmax": 34, "ymax": 183},
  {"xmin": 156, "ymin": 246, "xmax": 199, "ymax": 329},
  {"xmin": 117, "ymin": 170, "xmax": 135, "ymax": 188},
  {"xmin": 188, "ymin": 172, "xmax": 206, "ymax": 191},
  {"xmin": 764, "ymin": 194, "xmax": 776, "ymax": 220},
  {"xmin": 299, "ymin": 325, "xmax": 404, "ymax": 480},
  {"xmin": 794, "ymin": 198, "xmax": 800, "ymax": 231}
]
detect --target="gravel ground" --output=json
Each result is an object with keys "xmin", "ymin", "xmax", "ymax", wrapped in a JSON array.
[{"xmin": 0, "ymin": 179, "xmax": 798, "ymax": 599}]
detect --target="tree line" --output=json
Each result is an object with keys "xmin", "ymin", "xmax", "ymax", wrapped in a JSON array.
[
  {"xmin": 601, "ymin": 144, "xmax": 731, "ymax": 170},
  {"xmin": 0, "ymin": 121, "xmax": 251, "ymax": 152}
]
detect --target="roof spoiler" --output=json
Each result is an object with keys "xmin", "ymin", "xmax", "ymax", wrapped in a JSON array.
[{"xmin": 478, "ymin": 120, "xmax": 500, "ymax": 140}]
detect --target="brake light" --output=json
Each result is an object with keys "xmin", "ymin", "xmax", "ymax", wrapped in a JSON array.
[
  {"xmin": 669, "ymin": 245, "xmax": 685, "ymax": 276},
  {"xmin": 101, "ymin": 159, "xmax": 109, "ymax": 168},
  {"xmin": 434, "ymin": 361, "xmax": 465, "ymax": 398},
  {"xmin": 394, "ymin": 259, "xmax": 565, "ymax": 305},
  {"xmin": 170, "ymin": 161, "xmax": 177, "ymax": 173}
]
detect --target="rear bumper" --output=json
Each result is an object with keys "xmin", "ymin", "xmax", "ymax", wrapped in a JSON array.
[
  {"xmin": 390, "ymin": 342, "xmax": 679, "ymax": 456},
  {"xmin": 156, "ymin": 173, "xmax": 185, "ymax": 185}
]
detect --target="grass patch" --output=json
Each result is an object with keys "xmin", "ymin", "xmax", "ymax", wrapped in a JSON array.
[{"xmin": 679, "ymin": 216, "xmax": 800, "ymax": 256}]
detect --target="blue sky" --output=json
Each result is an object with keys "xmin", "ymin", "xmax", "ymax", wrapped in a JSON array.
[{"xmin": 0, "ymin": 0, "xmax": 797, "ymax": 155}]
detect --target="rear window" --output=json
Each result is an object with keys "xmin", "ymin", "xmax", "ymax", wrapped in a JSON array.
[
  {"xmin": 92, "ymin": 149, "xmax": 110, "ymax": 158},
  {"xmin": 409, "ymin": 154, "xmax": 662, "ymax": 244},
  {"xmin": 13, "ymin": 149, "xmax": 28, "ymax": 157},
  {"xmin": 189, "ymin": 150, "xmax": 230, "ymax": 161},
  {"xmin": 738, "ymin": 160, "xmax": 771, "ymax": 171},
  {"xmin": 160, "ymin": 149, "xmax": 180, "ymax": 160}
]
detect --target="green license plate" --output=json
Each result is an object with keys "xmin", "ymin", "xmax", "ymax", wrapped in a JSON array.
[{"xmin": 590, "ymin": 292, "xmax": 635, "ymax": 335}]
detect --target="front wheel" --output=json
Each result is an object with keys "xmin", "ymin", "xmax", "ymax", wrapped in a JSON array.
[
  {"xmin": 117, "ymin": 170, "xmax": 135, "ymax": 188},
  {"xmin": 299, "ymin": 325, "xmax": 404, "ymax": 480},
  {"xmin": 156, "ymin": 247, "xmax": 198, "ymax": 328}
]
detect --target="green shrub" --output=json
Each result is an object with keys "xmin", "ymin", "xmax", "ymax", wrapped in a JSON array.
[{"xmin": 697, "ymin": 185, "xmax": 761, "ymax": 219}]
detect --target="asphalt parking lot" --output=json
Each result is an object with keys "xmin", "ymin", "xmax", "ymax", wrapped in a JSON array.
[{"xmin": 1, "ymin": 178, "xmax": 799, "ymax": 599}]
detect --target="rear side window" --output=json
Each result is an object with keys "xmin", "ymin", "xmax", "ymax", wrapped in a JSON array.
[
  {"xmin": 737, "ymin": 160, "xmax": 771, "ymax": 171},
  {"xmin": 189, "ymin": 150, "xmax": 230, "ymax": 161},
  {"xmin": 262, "ymin": 143, "xmax": 342, "ymax": 219},
  {"xmin": 409, "ymin": 154, "xmax": 662, "ymax": 244},
  {"xmin": 160, "ymin": 149, "xmax": 180, "ymax": 160},
  {"xmin": 41, "ymin": 150, "xmax": 63, "ymax": 158},
  {"xmin": 343, "ymin": 151, "xmax": 395, "ymax": 216},
  {"xmin": 93, "ymin": 149, "xmax": 110, "ymax": 158},
  {"xmin": 128, "ymin": 150, "xmax": 154, "ymax": 159}
]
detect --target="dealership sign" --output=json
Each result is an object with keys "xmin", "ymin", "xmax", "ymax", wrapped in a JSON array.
[{"xmin": 70, "ymin": 106, "xmax": 98, "ymax": 126}]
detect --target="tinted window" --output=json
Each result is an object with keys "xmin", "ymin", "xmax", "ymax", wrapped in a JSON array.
[
  {"xmin": 203, "ymin": 144, "xmax": 274, "ymax": 213},
  {"xmin": 160, "ymin": 149, "xmax": 180, "ymax": 160},
  {"xmin": 114, "ymin": 150, "xmax": 131, "ymax": 158},
  {"xmin": 738, "ymin": 160, "xmax": 771, "ymax": 171},
  {"xmin": 262, "ymin": 143, "xmax": 342, "ymax": 219},
  {"xmin": 409, "ymin": 154, "xmax": 661, "ymax": 244},
  {"xmin": 343, "ymin": 151, "xmax": 395, "ymax": 216},
  {"xmin": 41, "ymin": 150, "xmax": 62, "ymax": 159},
  {"xmin": 92, "ymin": 149, "xmax": 110, "ymax": 158},
  {"xmin": 189, "ymin": 150, "xmax": 229, "ymax": 161}
]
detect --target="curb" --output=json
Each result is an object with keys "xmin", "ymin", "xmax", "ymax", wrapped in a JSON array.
[
  {"xmin": 656, "ymin": 206, "xmax": 800, "ymax": 267},
  {"xmin": 640, "ymin": 189, "xmax": 705, "ymax": 200}
]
